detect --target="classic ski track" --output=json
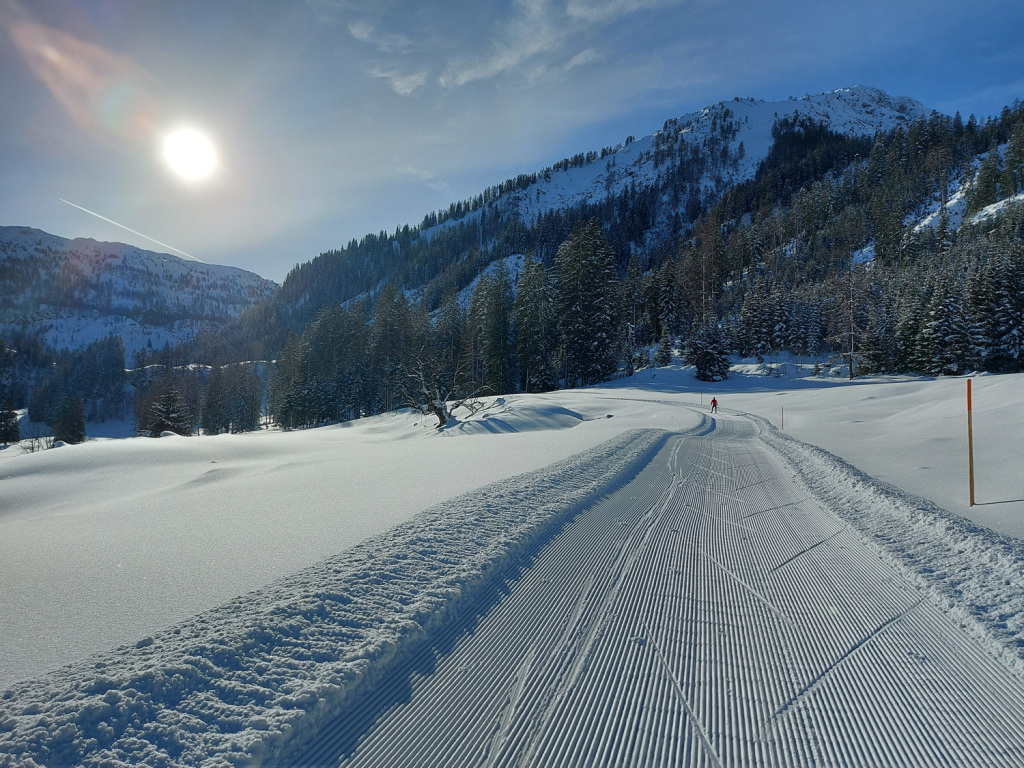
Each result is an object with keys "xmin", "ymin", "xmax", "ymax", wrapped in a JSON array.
[{"xmin": 293, "ymin": 408, "xmax": 1024, "ymax": 768}]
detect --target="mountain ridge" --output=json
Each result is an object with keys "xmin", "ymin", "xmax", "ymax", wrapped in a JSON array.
[
  {"xmin": 440, "ymin": 85, "xmax": 928, "ymax": 229},
  {"xmin": 0, "ymin": 226, "xmax": 277, "ymax": 363}
]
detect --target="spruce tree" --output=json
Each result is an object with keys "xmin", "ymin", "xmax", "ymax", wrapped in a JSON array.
[
  {"xmin": 514, "ymin": 256, "xmax": 556, "ymax": 392},
  {"xmin": 467, "ymin": 261, "xmax": 516, "ymax": 395},
  {"xmin": 991, "ymin": 245, "xmax": 1024, "ymax": 370},
  {"xmin": 434, "ymin": 292, "xmax": 467, "ymax": 393},
  {"xmin": 146, "ymin": 389, "xmax": 191, "ymax": 436},
  {"xmin": 915, "ymin": 283, "xmax": 972, "ymax": 375},
  {"xmin": 654, "ymin": 330, "xmax": 674, "ymax": 367},
  {"xmin": 202, "ymin": 364, "xmax": 230, "ymax": 435},
  {"xmin": 51, "ymin": 394, "xmax": 86, "ymax": 444},
  {"xmin": 1003, "ymin": 121, "xmax": 1024, "ymax": 197},
  {"xmin": 555, "ymin": 219, "xmax": 619, "ymax": 387},
  {"xmin": 686, "ymin": 324, "xmax": 731, "ymax": 382},
  {"xmin": 0, "ymin": 397, "xmax": 19, "ymax": 446}
]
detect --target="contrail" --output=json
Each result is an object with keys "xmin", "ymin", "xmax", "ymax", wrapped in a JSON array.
[{"xmin": 59, "ymin": 198, "xmax": 204, "ymax": 262}]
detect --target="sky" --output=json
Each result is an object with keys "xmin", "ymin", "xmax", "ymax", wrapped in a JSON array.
[{"xmin": 1, "ymin": 0, "xmax": 1023, "ymax": 283}]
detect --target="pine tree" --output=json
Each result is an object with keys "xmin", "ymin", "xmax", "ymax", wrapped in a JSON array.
[
  {"xmin": 51, "ymin": 394, "xmax": 86, "ymax": 444},
  {"xmin": 434, "ymin": 291, "xmax": 467, "ymax": 393},
  {"xmin": 654, "ymin": 330, "xmax": 674, "ymax": 367},
  {"xmin": 1003, "ymin": 120, "xmax": 1024, "ymax": 197},
  {"xmin": 368, "ymin": 284, "xmax": 423, "ymax": 413},
  {"xmin": 859, "ymin": 293, "xmax": 897, "ymax": 374},
  {"xmin": 990, "ymin": 243, "xmax": 1024, "ymax": 370},
  {"xmin": 965, "ymin": 261, "xmax": 996, "ymax": 371},
  {"xmin": 146, "ymin": 389, "xmax": 191, "ymax": 436},
  {"xmin": 685, "ymin": 324, "xmax": 730, "ymax": 382},
  {"xmin": 739, "ymin": 282, "xmax": 772, "ymax": 360},
  {"xmin": 894, "ymin": 285, "xmax": 928, "ymax": 371},
  {"xmin": 467, "ymin": 260, "xmax": 516, "ymax": 395},
  {"xmin": 915, "ymin": 283, "xmax": 972, "ymax": 375},
  {"xmin": 224, "ymin": 363, "xmax": 263, "ymax": 433},
  {"xmin": 966, "ymin": 144, "xmax": 1002, "ymax": 215},
  {"xmin": 555, "ymin": 219, "xmax": 620, "ymax": 387},
  {"xmin": 514, "ymin": 256, "xmax": 556, "ymax": 392},
  {"xmin": 202, "ymin": 364, "xmax": 230, "ymax": 435},
  {"xmin": 619, "ymin": 256, "xmax": 645, "ymax": 376},
  {"xmin": 272, "ymin": 331, "xmax": 307, "ymax": 428},
  {"xmin": 656, "ymin": 259, "xmax": 679, "ymax": 337},
  {"xmin": 0, "ymin": 397, "xmax": 19, "ymax": 446}
]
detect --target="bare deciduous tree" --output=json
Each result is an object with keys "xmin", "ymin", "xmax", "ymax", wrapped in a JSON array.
[{"xmin": 401, "ymin": 349, "xmax": 489, "ymax": 429}]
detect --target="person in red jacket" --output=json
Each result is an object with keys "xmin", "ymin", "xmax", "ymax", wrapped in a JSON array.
[{"xmin": 710, "ymin": 397, "xmax": 718, "ymax": 413}]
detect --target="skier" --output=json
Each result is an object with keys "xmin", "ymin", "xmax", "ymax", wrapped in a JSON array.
[{"xmin": 710, "ymin": 397, "xmax": 718, "ymax": 413}]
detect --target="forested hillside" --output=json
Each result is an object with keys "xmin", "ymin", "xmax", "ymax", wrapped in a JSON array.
[
  {"xmin": 4, "ymin": 87, "xmax": 1024, "ymax": 439},
  {"xmin": 253, "ymin": 96, "xmax": 1024, "ymax": 430}
]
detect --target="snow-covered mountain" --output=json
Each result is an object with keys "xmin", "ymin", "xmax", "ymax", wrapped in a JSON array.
[
  {"xmin": 281, "ymin": 86, "xmax": 929, "ymax": 320},
  {"xmin": 0, "ymin": 226, "xmax": 277, "ymax": 363},
  {"xmin": 423, "ymin": 85, "xmax": 927, "ymax": 238}
]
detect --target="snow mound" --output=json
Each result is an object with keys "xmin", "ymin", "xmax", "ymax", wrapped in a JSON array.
[
  {"xmin": 0, "ymin": 429, "xmax": 668, "ymax": 767},
  {"xmin": 442, "ymin": 395, "xmax": 598, "ymax": 435}
]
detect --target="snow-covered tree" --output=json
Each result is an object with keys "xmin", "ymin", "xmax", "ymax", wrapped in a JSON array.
[
  {"xmin": 467, "ymin": 261, "xmax": 516, "ymax": 395},
  {"xmin": 556, "ymin": 219, "xmax": 620, "ymax": 387},
  {"xmin": 51, "ymin": 394, "xmax": 86, "ymax": 444},
  {"xmin": 514, "ymin": 256, "xmax": 556, "ymax": 392},
  {"xmin": 146, "ymin": 389, "xmax": 191, "ymax": 437},
  {"xmin": 685, "ymin": 324, "xmax": 731, "ymax": 382}
]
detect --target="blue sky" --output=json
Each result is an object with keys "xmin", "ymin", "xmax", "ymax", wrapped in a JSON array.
[{"xmin": 1, "ymin": 0, "xmax": 1022, "ymax": 282}]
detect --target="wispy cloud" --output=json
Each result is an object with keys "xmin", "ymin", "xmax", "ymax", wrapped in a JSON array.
[
  {"xmin": 347, "ymin": 19, "xmax": 414, "ymax": 54},
  {"xmin": 565, "ymin": 0, "xmax": 684, "ymax": 23},
  {"xmin": 398, "ymin": 165, "xmax": 452, "ymax": 194},
  {"xmin": 439, "ymin": 0, "xmax": 567, "ymax": 88},
  {"xmin": 369, "ymin": 66, "xmax": 428, "ymax": 96},
  {"xmin": 564, "ymin": 48, "xmax": 601, "ymax": 71}
]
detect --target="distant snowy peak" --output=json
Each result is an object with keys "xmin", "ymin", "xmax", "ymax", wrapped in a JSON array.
[
  {"xmin": 788, "ymin": 86, "xmax": 927, "ymax": 131},
  {"xmin": 0, "ymin": 226, "xmax": 278, "ymax": 360},
  {"xmin": 0, "ymin": 226, "xmax": 276, "ymax": 296},
  {"xmin": 681, "ymin": 86, "xmax": 925, "ymax": 138},
  {"xmin": 431, "ymin": 86, "xmax": 929, "ymax": 236}
]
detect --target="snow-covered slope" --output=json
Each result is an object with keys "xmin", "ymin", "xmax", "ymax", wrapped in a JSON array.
[
  {"xmin": 914, "ymin": 142, "xmax": 1024, "ymax": 234},
  {"xmin": 0, "ymin": 227, "xmax": 278, "ymax": 362},
  {"xmin": 425, "ymin": 86, "xmax": 927, "ymax": 237}
]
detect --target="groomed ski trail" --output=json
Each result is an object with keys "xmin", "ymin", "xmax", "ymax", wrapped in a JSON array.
[{"xmin": 300, "ymin": 411, "xmax": 1024, "ymax": 768}]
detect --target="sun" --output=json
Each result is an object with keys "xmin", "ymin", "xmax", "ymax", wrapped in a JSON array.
[{"xmin": 161, "ymin": 126, "xmax": 217, "ymax": 181}]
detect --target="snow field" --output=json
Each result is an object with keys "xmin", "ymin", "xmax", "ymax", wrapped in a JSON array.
[
  {"xmin": 0, "ymin": 429, "xmax": 668, "ymax": 767},
  {"xmin": 0, "ymin": 401, "xmax": 645, "ymax": 687},
  {"xmin": 323, "ymin": 412, "xmax": 1024, "ymax": 766}
]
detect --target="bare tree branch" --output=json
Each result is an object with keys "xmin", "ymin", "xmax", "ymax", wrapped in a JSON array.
[{"xmin": 400, "ymin": 348, "xmax": 491, "ymax": 428}]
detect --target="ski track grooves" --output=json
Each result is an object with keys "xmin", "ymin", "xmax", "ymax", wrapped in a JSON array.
[{"xmin": 315, "ymin": 411, "xmax": 1024, "ymax": 768}]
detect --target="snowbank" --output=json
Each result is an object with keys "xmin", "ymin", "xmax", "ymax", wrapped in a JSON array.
[{"xmin": 754, "ymin": 413, "xmax": 1024, "ymax": 678}]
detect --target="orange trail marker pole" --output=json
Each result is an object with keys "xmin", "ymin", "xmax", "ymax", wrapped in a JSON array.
[{"xmin": 967, "ymin": 379, "xmax": 975, "ymax": 507}]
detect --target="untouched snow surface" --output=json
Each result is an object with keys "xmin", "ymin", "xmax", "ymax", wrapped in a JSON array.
[{"xmin": 2, "ymin": 362, "xmax": 1024, "ymax": 766}]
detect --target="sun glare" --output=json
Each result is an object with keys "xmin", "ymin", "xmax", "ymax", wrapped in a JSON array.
[{"xmin": 161, "ymin": 127, "xmax": 217, "ymax": 181}]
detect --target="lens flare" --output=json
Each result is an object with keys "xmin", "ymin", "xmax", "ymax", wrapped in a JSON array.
[{"xmin": 10, "ymin": 20, "xmax": 156, "ymax": 142}]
